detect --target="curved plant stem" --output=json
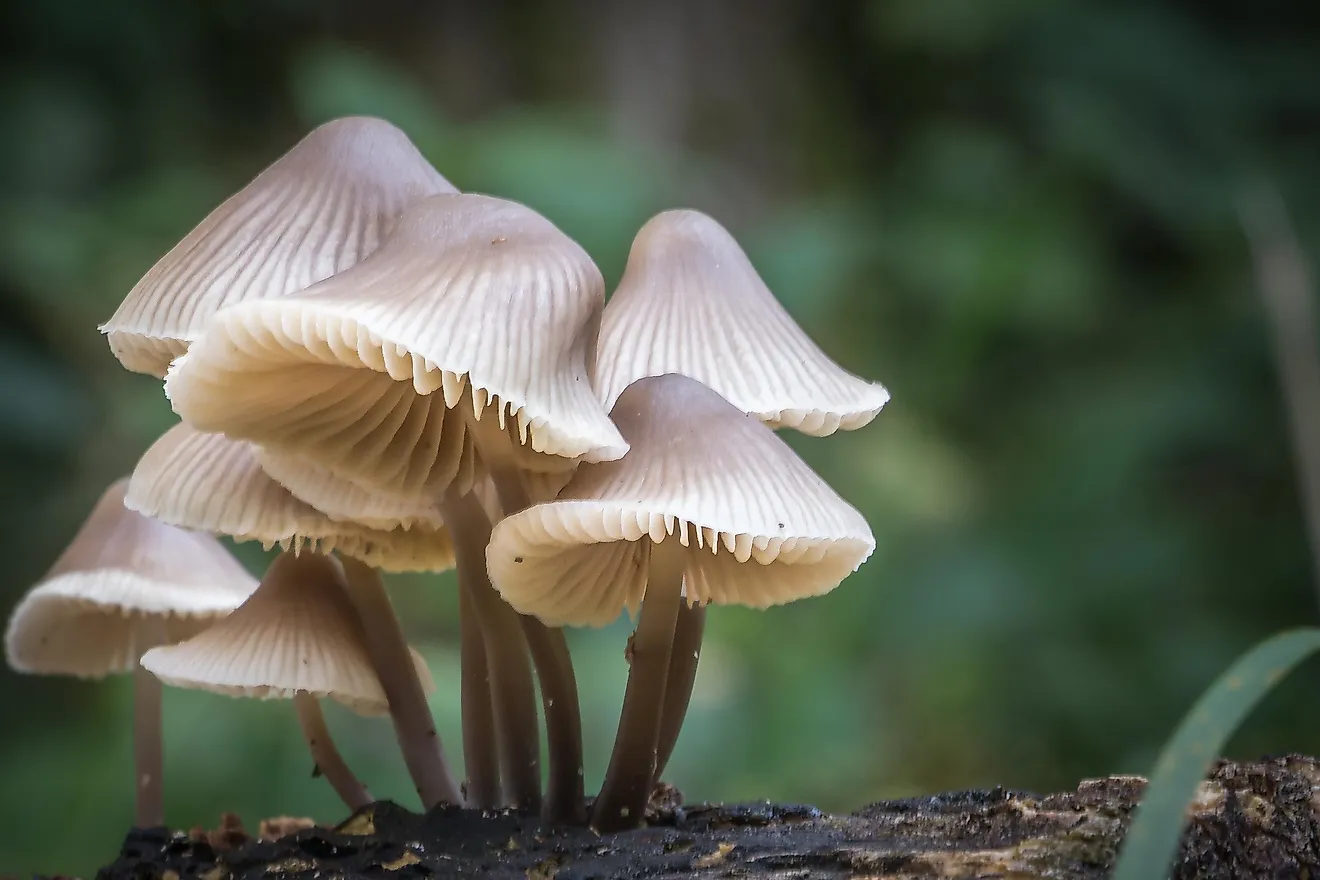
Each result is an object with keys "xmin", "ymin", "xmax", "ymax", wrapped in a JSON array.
[
  {"xmin": 443, "ymin": 490, "xmax": 542, "ymax": 810},
  {"xmin": 293, "ymin": 691, "xmax": 372, "ymax": 810},
  {"xmin": 458, "ymin": 581, "xmax": 501, "ymax": 808},
  {"xmin": 592, "ymin": 538, "xmax": 686, "ymax": 832},
  {"xmin": 337, "ymin": 555, "xmax": 462, "ymax": 808},
  {"xmin": 653, "ymin": 602, "xmax": 706, "ymax": 784},
  {"xmin": 521, "ymin": 619, "xmax": 586, "ymax": 824},
  {"xmin": 132, "ymin": 634, "xmax": 164, "ymax": 828}
]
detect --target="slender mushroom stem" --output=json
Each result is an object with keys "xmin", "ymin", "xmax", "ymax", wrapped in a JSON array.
[
  {"xmin": 653, "ymin": 602, "xmax": 706, "ymax": 784},
  {"xmin": 293, "ymin": 691, "xmax": 372, "ymax": 810},
  {"xmin": 132, "ymin": 651, "xmax": 164, "ymax": 828},
  {"xmin": 337, "ymin": 555, "xmax": 463, "ymax": 808},
  {"xmin": 458, "ymin": 581, "xmax": 501, "ymax": 808},
  {"xmin": 477, "ymin": 454, "xmax": 587, "ymax": 824},
  {"xmin": 442, "ymin": 490, "xmax": 542, "ymax": 810},
  {"xmin": 592, "ymin": 537, "xmax": 686, "ymax": 832}
]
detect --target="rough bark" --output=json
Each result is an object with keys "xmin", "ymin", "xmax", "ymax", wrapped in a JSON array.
[{"xmin": 91, "ymin": 755, "xmax": 1320, "ymax": 879}]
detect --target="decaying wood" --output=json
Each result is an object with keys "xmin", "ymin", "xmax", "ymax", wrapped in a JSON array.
[{"xmin": 91, "ymin": 755, "xmax": 1320, "ymax": 879}]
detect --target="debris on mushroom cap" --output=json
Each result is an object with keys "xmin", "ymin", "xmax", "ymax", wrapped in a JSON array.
[
  {"xmin": 162, "ymin": 192, "xmax": 629, "ymax": 500},
  {"xmin": 4, "ymin": 478, "xmax": 256, "ymax": 679},
  {"xmin": 125, "ymin": 423, "xmax": 456, "ymax": 573},
  {"xmin": 486, "ymin": 374, "xmax": 876, "ymax": 627},
  {"xmin": 141, "ymin": 551, "xmax": 434, "ymax": 716},
  {"xmin": 595, "ymin": 209, "xmax": 890, "ymax": 436},
  {"xmin": 101, "ymin": 116, "xmax": 456, "ymax": 378}
]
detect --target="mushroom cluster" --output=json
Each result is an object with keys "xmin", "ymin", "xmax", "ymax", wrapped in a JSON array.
[{"xmin": 5, "ymin": 116, "xmax": 886, "ymax": 833}]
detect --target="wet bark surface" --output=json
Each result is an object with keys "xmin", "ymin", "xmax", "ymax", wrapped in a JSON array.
[{"xmin": 88, "ymin": 755, "xmax": 1320, "ymax": 879}]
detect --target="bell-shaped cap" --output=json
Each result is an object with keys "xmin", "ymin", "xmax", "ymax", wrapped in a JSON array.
[
  {"xmin": 102, "ymin": 116, "xmax": 456, "ymax": 377},
  {"xmin": 596, "ymin": 210, "xmax": 890, "ymax": 436},
  {"xmin": 163, "ymin": 193, "xmax": 628, "ymax": 498},
  {"xmin": 4, "ymin": 478, "xmax": 256, "ymax": 678},
  {"xmin": 125, "ymin": 423, "xmax": 455, "ymax": 573},
  {"xmin": 140, "ymin": 552, "xmax": 433, "ymax": 716},
  {"xmin": 486, "ymin": 374, "xmax": 875, "ymax": 627}
]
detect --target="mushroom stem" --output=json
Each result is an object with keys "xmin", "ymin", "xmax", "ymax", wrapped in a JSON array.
[
  {"xmin": 591, "ymin": 537, "xmax": 686, "ymax": 832},
  {"xmin": 653, "ymin": 602, "xmax": 706, "ymax": 784},
  {"xmin": 520, "ymin": 619, "xmax": 586, "ymax": 824},
  {"xmin": 337, "ymin": 555, "xmax": 463, "ymax": 808},
  {"xmin": 132, "ymin": 653, "xmax": 164, "ymax": 828},
  {"xmin": 293, "ymin": 691, "xmax": 372, "ymax": 810},
  {"xmin": 458, "ymin": 579, "xmax": 501, "ymax": 809},
  {"xmin": 443, "ymin": 490, "xmax": 542, "ymax": 811}
]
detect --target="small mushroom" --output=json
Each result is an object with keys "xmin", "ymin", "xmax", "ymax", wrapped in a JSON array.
[
  {"xmin": 485, "ymin": 374, "xmax": 876, "ymax": 831},
  {"xmin": 140, "ymin": 550, "xmax": 435, "ymax": 811},
  {"xmin": 164, "ymin": 192, "xmax": 628, "ymax": 821},
  {"xmin": 595, "ymin": 209, "xmax": 890, "ymax": 435},
  {"xmin": 125, "ymin": 422, "xmax": 463, "ymax": 808},
  {"xmin": 101, "ymin": 116, "xmax": 455, "ymax": 377},
  {"xmin": 4, "ymin": 478, "xmax": 256, "ymax": 828}
]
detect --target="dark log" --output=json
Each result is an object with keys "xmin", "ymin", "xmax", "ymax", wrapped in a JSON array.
[{"xmin": 90, "ymin": 755, "xmax": 1320, "ymax": 879}]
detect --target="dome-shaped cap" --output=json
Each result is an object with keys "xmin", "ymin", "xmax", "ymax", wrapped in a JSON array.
[
  {"xmin": 486, "ymin": 374, "xmax": 875, "ymax": 627},
  {"xmin": 163, "ymin": 193, "xmax": 628, "ymax": 499},
  {"xmin": 102, "ymin": 116, "xmax": 456, "ymax": 377},
  {"xmin": 140, "ymin": 552, "xmax": 434, "ymax": 716},
  {"xmin": 596, "ymin": 210, "xmax": 890, "ymax": 436},
  {"xmin": 4, "ymin": 478, "xmax": 256, "ymax": 678},
  {"xmin": 125, "ymin": 424, "xmax": 455, "ymax": 573}
]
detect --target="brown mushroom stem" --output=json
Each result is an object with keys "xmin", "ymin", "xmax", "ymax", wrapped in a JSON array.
[
  {"xmin": 443, "ymin": 490, "xmax": 542, "ymax": 810},
  {"xmin": 458, "ymin": 580, "xmax": 501, "ymax": 809},
  {"xmin": 337, "ymin": 555, "xmax": 463, "ymax": 808},
  {"xmin": 520, "ymin": 618, "xmax": 586, "ymax": 824},
  {"xmin": 132, "ymin": 655, "xmax": 164, "ymax": 828},
  {"xmin": 293, "ymin": 691, "xmax": 372, "ymax": 810},
  {"xmin": 591, "ymin": 537, "xmax": 686, "ymax": 832},
  {"xmin": 653, "ymin": 602, "xmax": 706, "ymax": 784}
]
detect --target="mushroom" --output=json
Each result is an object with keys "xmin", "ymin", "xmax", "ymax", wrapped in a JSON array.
[
  {"xmin": 125, "ymin": 422, "xmax": 464, "ymax": 808},
  {"xmin": 3, "ymin": 478, "xmax": 256, "ymax": 828},
  {"xmin": 140, "ymin": 550, "xmax": 436, "ymax": 811},
  {"xmin": 101, "ymin": 116, "xmax": 455, "ymax": 377},
  {"xmin": 485, "ymin": 374, "xmax": 876, "ymax": 831},
  {"xmin": 162, "ymin": 192, "xmax": 629, "ymax": 821},
  {"xmin": 593, "ymin": 208, "xmax": 891, "ymax": 781}
]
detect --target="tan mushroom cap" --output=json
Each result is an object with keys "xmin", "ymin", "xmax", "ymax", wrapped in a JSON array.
[
  {"xmin": 4, "ymin": 478, "xmax": 256, "ymax": 679},
  {"xmin": 163, "ymin": 192, "xmax": 628, "ymax": 500},
  {"xmin": 125, "ymin": 423, "xmax": 455, "ymax": 573},
  {"xmin": 101, "ymin": 116, "xmax": 456, "ymax": 377},
  {"xmin": 486, "ymin": 374, "xmax": 875, "ymax": 627},
  {"xmin": 596, "ymin": 209, "xmax": 890, "ymax": 436},
  {"xmin": 141, "ymin": 552, "xmax": 434, "ymax": 716}
]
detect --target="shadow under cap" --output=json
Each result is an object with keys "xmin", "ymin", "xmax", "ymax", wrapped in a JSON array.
[
  {"xmin": 164, "ymin": 191, "xmax": 627, "ymax": 499},
  {"xmin": 101, "ymin": 115, "xmax": 456, "ymax": 378},
  {"xmin": 4, "ymin": 478, "xmax": 256, "ymax": 678},
  {"xmin": 485, "ymin": 373, "xmax": 876, "ymax": 628},
  {"xmin": 596, "ymin": 209, "xmax": 890, "ymax": 435},
  {"xmin": 126, "ymin": 423, "xmax": 456, "ymax": 573},
  {"xmin": 140, "ymin": 551, "xmax": 434, "ymax": 716}
]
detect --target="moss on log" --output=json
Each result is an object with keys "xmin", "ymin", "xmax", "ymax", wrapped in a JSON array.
[{"xmin": 91, "ymin": 755, "xmax": 1320, "ymax": 879}]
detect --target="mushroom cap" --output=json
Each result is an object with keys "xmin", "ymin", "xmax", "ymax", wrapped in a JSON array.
[
  {"xmin": 4, "ymin": 478, "xmax": 256, "ymax": 678},
  {"xmin": 162, "ymin": 192, "xmax": 628, "ymax": 500},
  {"xmin": 486, "ymin": 374, "xmax": 875, "ymax": 627},
  {"xmin": 126, "ymin": 423, "xmax": 455, "ymax": 573},
  {"xmin": 101, "ymin": 116, "xmax": 456, "ymax": 377},
  {"xmin": 596, "ymin": 209, "xmax": 890, "ymax": 436},
  {"xmin": 140, "ymin": 551, "xmax": 434, "ymax": 716}
]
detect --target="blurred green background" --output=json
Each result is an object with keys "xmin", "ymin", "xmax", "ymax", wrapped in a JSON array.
[{"xmin": 3, "ymin": 1, "xmax": 1320, "ymax": 875}]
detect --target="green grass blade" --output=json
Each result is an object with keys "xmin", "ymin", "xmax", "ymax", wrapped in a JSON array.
[{"xmin": 1111, "ymin": 627, "xmax": 1320, "ymax": 880}]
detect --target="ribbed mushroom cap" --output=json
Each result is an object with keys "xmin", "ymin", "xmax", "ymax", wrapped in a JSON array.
[
  {"xmin": 486, "ymin": 374, "xmax": 875, "ymax": 627},
  {"xmin": 125, "ymin": 423, "xmax": 455, "ymax": 573},
  {"xmin": 101, "ymin": 116, "xmax": 456, "ymax": 378},
  {"xmin": 4, "ymin": 478, "xmax": 256, "ymax": 679},
  {"xmin": 140, "ymin": 552, "xmax": 434, "ymax": 716},
  {"xmin": 596, "ymin": 210, "xmax": 890, "ymax": 436},
  {"xmin": 163, "ymin": 192, "xmax": 628, "ymax": 499}
]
